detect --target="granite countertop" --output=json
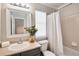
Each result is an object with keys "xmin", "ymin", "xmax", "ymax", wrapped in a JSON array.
[{"xmin": 0, "ymin": 41, "xmax": 41, "ymax": 56}]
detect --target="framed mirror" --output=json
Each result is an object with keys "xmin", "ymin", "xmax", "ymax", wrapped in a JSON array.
[{"xmin": 6, "ymin": 7, "xmax": 31, "ymax": 37}]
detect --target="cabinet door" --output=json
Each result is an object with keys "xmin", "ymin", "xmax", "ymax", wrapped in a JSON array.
[
  {"xmin": 21, "ymin": 48, "xmax": 41, "ymax": 56},
  {"xmin": 10, "ymin": 53, "xmax": 21, "ymax": 56}
]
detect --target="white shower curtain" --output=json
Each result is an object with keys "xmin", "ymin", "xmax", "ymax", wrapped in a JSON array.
[{"xmin": 47, "ymin": 11, "xmax": 63, "ymax": 56}]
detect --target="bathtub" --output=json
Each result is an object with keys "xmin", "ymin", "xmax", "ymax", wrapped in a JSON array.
[{"xmin": 64, "ymin": 46, "xmax": 79, "ymax": 56}]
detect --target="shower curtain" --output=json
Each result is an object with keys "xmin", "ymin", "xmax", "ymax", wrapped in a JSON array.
[{"xmin": 47, "ymin": 11, "xmax": 63, "ymax": 56}]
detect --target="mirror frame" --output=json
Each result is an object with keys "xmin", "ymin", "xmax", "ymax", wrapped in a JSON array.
[{"xmin": 6, "ymin": 4, "xmax": 32, "ymax": 38}]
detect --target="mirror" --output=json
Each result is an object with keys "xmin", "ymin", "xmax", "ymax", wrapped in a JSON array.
[
  {"xmin": 6, "ymin": 8, "xmax": 31, "ymax": 37},
  {"xmin": 11, "ymin": 17, "xmax": 25, "ymax": 34}
]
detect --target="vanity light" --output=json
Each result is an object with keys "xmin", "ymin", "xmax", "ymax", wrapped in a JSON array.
[
  {"xmin": 26, "ymin": 4, "xmax": 30, "ymax": 9},
  {"xmin": 10, "ymin": 3, "xmax": 30, "ymax": 9}
]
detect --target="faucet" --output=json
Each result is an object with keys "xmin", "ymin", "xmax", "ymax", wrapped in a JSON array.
[{"xmin": 17, "ymin": 38, "xmax": 23, "ymax": 44}]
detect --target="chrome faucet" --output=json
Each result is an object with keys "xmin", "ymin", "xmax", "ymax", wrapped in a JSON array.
[{"xmin": 17, "ymin": 38, "xmax": 23, "ymax": 44}]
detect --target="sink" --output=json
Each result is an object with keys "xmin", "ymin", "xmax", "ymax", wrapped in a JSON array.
[{"xmin": 8, "ymin": 42, "xmax": 30, "ymax": 51}]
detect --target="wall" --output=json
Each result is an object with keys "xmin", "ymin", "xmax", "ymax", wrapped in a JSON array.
[
  {"xmin": 0, "ymin": 4, "xmax": 7, "ymax": 42},
  {"xmin": 0, "ymin": 4, "xmax": 1, "ymax": 42},
  {"xmin": 60, "ymin": 3, "xmax": 79, "ymax": 51}
]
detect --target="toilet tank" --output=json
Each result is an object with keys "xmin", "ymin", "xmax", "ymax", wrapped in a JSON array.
[{"xmin": 38, "ymin": 40, "xmax": 48, "ymax": 51}]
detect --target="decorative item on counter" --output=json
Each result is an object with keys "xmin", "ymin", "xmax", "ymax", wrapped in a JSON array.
[
  {"xmin": 24, "ymin": 25, "xmax": 38, "ymax": 43},
  {"xmin": 0, "ymin": 41, "xmax": 10, "ymax": 48}
]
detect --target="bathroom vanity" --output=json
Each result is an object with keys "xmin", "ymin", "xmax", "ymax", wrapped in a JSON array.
[
  {"xmin": 0, "ymin": 41, "xmax": 42, "ymax": 56},
  {"xmin": 11, "ymin": 47, "xmax": 41, "ymax": 56}
]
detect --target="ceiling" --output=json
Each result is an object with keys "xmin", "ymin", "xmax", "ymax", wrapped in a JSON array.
[{"xmin": 41, "ymin": 3, "xmax": 66, "ymax": 9}]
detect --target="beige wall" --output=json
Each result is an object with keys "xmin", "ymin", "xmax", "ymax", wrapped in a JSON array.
[
  {"xmin": 60, "ymin": 3, "xmax": 79, "ymax": 51},
  {"xmin": 0, "ymin": 4, "xmax": 1, "ymax": 42},
  {"xmin": 1, "ymin": 4, "xmax": 6, "ymax": 41},
  {"xmin": 0, "ymin": 4, "xmax": 7, "ymax": 42}
]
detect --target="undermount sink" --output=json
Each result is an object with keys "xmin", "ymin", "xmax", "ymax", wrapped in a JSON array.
[{"xmin": 8, "ymin": 42, "xmax": 30, "ymax": 51}]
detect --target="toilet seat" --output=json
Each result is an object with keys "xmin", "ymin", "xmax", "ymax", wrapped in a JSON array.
[{"xmin": 42, "ymin": 50, "xmax": 55, "ymax": 56}]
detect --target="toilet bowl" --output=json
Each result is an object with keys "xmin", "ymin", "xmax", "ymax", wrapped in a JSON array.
[{"xmin": 38, "ymin": 40, "xmax": 55, "ymax": 56}]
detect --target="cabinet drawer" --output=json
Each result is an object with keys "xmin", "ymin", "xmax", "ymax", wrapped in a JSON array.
[
  {"xmin": 21, "ymin": 48, "xmax": 41, "ymax": 56},
  {"xmin": 10, "ymin": 53, "xmax": 21, "ymax": 56}
]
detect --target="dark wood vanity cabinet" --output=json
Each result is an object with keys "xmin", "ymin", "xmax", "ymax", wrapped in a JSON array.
[
  {"xmin": 11, "ymin": 53, "xmax": 21, "ymax": 56},
  {"xmin": 21, "ymin": 48, "xmax": 41, "ymax": 56},
  {"xmin": 10, "ymin": 47, "xmax": 42, "ymax": 56}
]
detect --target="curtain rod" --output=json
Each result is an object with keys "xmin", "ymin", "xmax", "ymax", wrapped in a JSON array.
[{"xmin": 58, "ymin": 3, "xmax": 72, "ymax": 10}]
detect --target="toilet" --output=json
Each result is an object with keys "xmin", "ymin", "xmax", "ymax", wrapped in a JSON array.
[{"xmin": 38, "ymin": 40, "xmax": 55, "ymax": 56}]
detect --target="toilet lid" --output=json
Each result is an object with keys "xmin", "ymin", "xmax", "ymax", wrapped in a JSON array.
[{"xmin": 43, "ymin": 51, "xmax": 55, "ymax": 56}]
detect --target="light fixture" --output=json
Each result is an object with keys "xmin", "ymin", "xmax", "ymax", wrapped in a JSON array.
[{"xmin": 10, "ymin": 3, "xmax": 30, "ymax": 9}]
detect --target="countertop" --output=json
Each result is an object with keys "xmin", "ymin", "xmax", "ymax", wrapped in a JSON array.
[{"xmin": 0, "ymin": 41, "xmax": 41, "ymax": 56}]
